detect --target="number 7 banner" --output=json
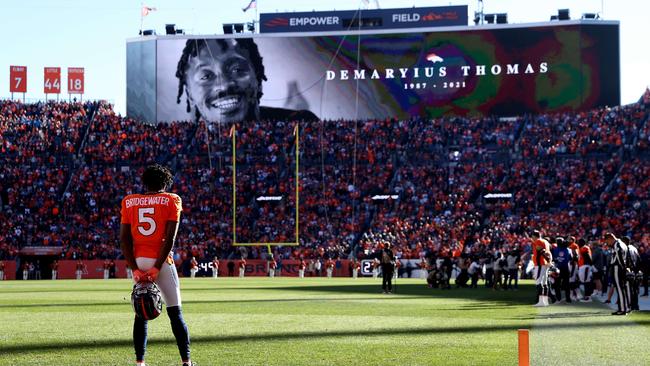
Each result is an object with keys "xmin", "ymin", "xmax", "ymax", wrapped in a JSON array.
[
  {"xmin": 67, "ymin": 67, "xmax": 84, "ymax": 94},
  {"xmin": 10, "ymin": 66, "xmax": 27, "ymax": 93},
  {"xmin": 44, "ymin": 67, "xmax": 61, "ymax": 94}
]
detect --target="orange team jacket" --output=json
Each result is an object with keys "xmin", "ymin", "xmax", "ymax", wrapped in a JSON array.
[
  {"xmin": 578, "ymin": 246, "xmax": 592, "ymax": 267},
  {"xmin": 121, "ymin": 192, "xmax": 182, "ymax": 259},
  {"xmin": 532, "ymin": 238, "xmax": 552, "ymax": 266}
]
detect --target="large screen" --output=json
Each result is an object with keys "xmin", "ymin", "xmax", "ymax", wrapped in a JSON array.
[{"xmin": 127, "ymin": 21, "xmax": 619, "ymax": 123}]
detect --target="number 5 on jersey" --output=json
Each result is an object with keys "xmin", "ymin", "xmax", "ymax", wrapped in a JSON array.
[{"xmin": 138, "ymin": 207, "xmax": 156, "ymax": 236}]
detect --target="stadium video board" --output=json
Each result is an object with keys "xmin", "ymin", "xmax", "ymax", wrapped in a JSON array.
[{"xmin": 127, "ymin": 21, "xmax": 619, "ymax": 123}]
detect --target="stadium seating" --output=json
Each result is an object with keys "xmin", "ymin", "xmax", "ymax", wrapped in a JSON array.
[{"xmin": 1, "ymin": 96, "xmax": 649, "ymax": 265}]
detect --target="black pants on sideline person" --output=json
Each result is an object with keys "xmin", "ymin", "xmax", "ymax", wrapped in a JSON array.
[
  {"xmin": 559, "ymin": 268, "xmax": 571, "ymax": 302},
  {"xmin": 642, "ymin": 270, "xmax": 649, "ymax": 296},
  {"xmin": 485, "ymin": 268, "xmax": 494, "ymax": 288},
  {"xmin": 470, "ymin": 272, "xmax": 479, "ymax": 288},
  {"xmin": 627, "ymin": 273, "xmax": 640, "ymax": 311},
  {"xmin": 381, "ymin": 264, "xmax": 394, "ymax": 293},
  {"xmin": 613, "ymin": 265, "xmax": 629, "ymax": 314},
  {"xmin": 507, "ymin": 268, "xmax": 519, "ymax": 289}
]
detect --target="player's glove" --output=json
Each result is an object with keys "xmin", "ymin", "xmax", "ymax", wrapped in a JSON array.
[
  {"xmin": 145, "ymin": 267, "xmax": 160, "ymax": 282},
  {"xmin": 133, "ymin": 269, "xmax": 147, "ymax": 283}
]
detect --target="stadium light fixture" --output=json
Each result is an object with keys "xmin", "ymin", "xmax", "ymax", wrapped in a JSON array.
[
  {"xmin": 558, "ymin": 9, "xmax": 570, "ymax": 20},
  {"xmin": 223, "ymin": 24, "xmax": 234, "ymax": 34},
  {"xmin": 233, "ymin": 23, "xmax": 245, "ymax": 33},
  {"xmin": 256, "ymin": 196, "xmax": 283, "ymax": 201},
  {"xmin": 483, "ymin": 193, "xmax": 513, "ymax": 199},
  {"xmin": 582, "ymin": 13, "xmax": 599, "ymax": 19},
  {"xmin": 496, "ymin": 13, "xmax": 507, "ymax": 24},
  {"xmin": 165, "ymin": 24, "xmax": 176, "ymax": 35},
  {"xmin": 371, "ymin": 195, "xmax": 399, "ymax": 200}
]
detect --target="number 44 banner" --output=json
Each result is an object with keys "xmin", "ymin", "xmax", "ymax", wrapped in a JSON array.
[{"xmin": 44, "ymin": 67, "xmax": 61, "ymax": 94}]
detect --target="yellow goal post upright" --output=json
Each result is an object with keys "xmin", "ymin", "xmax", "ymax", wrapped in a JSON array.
[{"xmin": 230, "ymin": 123, "xmax": 300, "ymax": 255}]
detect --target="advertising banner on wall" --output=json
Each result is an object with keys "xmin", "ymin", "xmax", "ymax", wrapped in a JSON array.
[{"xmin": 260, "ymin": 6, "xmax": 468, "ymax": 33}]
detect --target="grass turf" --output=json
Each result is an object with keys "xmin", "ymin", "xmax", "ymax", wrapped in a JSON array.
[{"xmin": 1, "ymin": 278, "xmax": 649, "ymax": 365}]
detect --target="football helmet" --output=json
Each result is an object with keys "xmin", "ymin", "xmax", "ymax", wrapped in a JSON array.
[{"xmin": 131, "ymin": 281, "xmax": 163, "ymax": 320}]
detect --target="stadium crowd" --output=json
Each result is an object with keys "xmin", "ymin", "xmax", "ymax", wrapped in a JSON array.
[{"xmin": 0, "ymin": 95, "xmax": 648, "ymax": 290}]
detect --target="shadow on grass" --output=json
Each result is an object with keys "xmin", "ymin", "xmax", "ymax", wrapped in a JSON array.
[
  {"xmin": 0, "ymin": 284, "xmax": 537, "ymax": 310},
  {"xmin": 0, "ymin": 295, "xmax": 439, "ymax": 310},
  {"xmin": 4, "ymin": 319, "xmax": 649, "ymax": 354},
  {"xmin": 233, "ymin": 283, "xmax": 538, "ymax": 306}
]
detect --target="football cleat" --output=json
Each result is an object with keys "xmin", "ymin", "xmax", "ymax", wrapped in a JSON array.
[{"xmin": 131, "ymin": 281, "xmax": 163, "ymax": 320}]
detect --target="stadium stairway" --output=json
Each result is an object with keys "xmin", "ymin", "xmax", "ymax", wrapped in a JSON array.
[{"xmin": 59, "ymin": 102, "xmax": 99, "ymax": 201}]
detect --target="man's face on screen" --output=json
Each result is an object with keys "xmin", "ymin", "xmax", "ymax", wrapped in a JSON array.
[{"xmin": 185, "ymin": 39, "xmax": 260, "ymax": 124}]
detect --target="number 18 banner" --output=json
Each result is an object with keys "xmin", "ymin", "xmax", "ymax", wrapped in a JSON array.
[
  {"xmin": 67, "ymin": 67, "xmax": 84, "ymax": 94},
  {"xmin": 44, "ymin": 67, "xmax": 61, "ymax": 94}
]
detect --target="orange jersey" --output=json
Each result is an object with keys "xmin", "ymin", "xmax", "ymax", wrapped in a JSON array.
[
  {"xmin": 532, "ymin": 238, "xmax": 551, "ymax": 266},
  {"xmin": 578, "ymin": 246, "xmax": 592, "ymax": 267},
  {"xmin": 121, "ymin": 192, "xmax": 182, "ymax": 259}
]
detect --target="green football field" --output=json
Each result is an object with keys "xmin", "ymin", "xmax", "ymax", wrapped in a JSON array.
[{"xmin": 1, "ymin": 277, "xmax": 649, "ymax": 366}]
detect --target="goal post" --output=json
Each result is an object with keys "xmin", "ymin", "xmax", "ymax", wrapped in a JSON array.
[{"xmin": 230, "ymin": 123, "xmax": 300, "ymax": 249}]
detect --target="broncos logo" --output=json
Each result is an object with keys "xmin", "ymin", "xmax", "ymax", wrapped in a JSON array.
[{"xmin": 426, "ymin": 53, "xmax": 444, "ymax": 63}]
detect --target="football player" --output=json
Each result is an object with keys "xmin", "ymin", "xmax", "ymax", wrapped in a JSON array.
[
  {"xmin": 577, "ymin": 239, "xmax": 594, "ymax": 302},
  {"xmin": 75, "ymin": 260, "xmax": 84, "ymax": 280},
  {"xmin": 532, "ymin": 230, "xmax": 552, "ymax": 307},
  {"xmin": 189, "ymin": 257, "xmax": 198, "ymax": 278},
  {"xmin": 268, "ymin": 254, "xmax": 277, "ymax": 278},
  {"xmin": 352, "ymin": 259, "xmax": 360, "ymax": 279},
  {"xmin": 326, "ymin": 258, "xmax": 335, "ymax": 278},
  {"xmin": 104, "ymin": 259, "xmax": 111, "ymax": 280},
  {"xmin": 120, "ymin": 165, "xmax": 193, "ymax": 366},
  {"xmin": 298, "ymin": 258, "xmax": 307, "ymax": 278},
  {"xmin": 212, "ymin": 256, "xmax": 219, "ymax": 279},
  {"xmin": 51, "ymin": 260, "xmax": 58, "ymax": 280},
  {"xmin": 239, "ymin": 256, "xmax": 246, "ymax": 278},
  {"xmin": 567, "ymin": 236, "xmax": 581, "ymax": 301}
]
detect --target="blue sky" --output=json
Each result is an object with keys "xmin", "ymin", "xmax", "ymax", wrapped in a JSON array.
[{"xmin": 1, "ymin": 0, "xmax": 647, "ymax": 114}]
